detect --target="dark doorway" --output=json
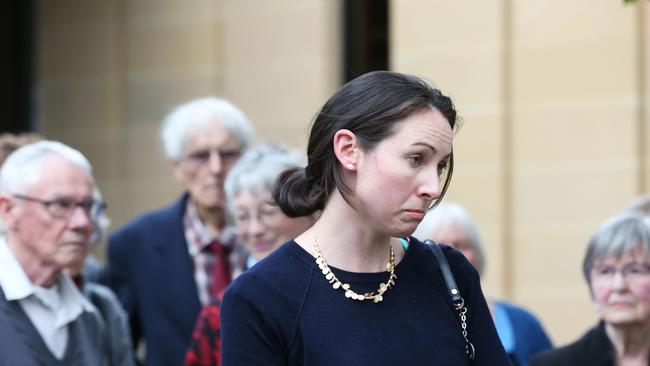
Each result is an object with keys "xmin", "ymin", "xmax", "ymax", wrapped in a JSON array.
[
  {"xmin": 343, "ymin": 0, "xmax": 389, "ymax": 82},
  {"xmin": 1, "ymin": 0, "xmax": 35, "ymax": 133}
]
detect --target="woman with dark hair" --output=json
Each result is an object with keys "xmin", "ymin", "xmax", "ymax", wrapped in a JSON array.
[{"xmin": 220, "ymin": 71, "xmax": 510, "ymax": 365}]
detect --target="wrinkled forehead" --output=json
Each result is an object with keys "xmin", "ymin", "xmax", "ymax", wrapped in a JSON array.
[{"xmin": 183, "ymin": 122, "xmax": 239, "ymax": 152}]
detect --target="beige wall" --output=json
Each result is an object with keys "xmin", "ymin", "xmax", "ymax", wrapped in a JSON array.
[
  {"xmin": 222, "ymin": 1, "xmax": 341, "ymax": 148},
  {"xmin": 392, "ymin": 0, "xmax": 648, "ymax": 344},
  {"xmin": 392, "ymin": 0, "xmax": 509, "ymax": 299},
  {"xmin": 37, "ymin": 0, "xmax": 341, "ymax": 231},
  {"xmin": 37, "ymin": 0, "xmax": 649, "ymax": 347}
]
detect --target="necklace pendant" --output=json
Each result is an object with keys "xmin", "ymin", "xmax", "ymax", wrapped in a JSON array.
[{"xmin": 313, "ymin": 236, "xmax": 396, "ymax": 304}]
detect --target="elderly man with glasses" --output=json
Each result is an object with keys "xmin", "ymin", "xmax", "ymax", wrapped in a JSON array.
[
  {"xmin": 106, "ymin": 97, "xmax": 254, "ymax": 366},
  {"xmin": 0, "ymin": 140, "xmax": 109, "ymax": 365}
]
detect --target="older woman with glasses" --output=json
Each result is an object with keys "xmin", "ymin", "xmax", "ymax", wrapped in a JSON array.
[
  {"xmin": 531, "ymin": 212, "xmax": 650, "ymax": 366},
  {"xmin": 225, "ymin": 144, "xmax": 315, "ymax": 272},
  {"xmin": 184, "ymin": 143, "xmax": 315, "ymax": 366}
]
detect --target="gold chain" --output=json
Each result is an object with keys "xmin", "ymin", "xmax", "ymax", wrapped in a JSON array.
[{"xmin": 312, "ymin": 236, "xmax": 397, "ymax": 303}]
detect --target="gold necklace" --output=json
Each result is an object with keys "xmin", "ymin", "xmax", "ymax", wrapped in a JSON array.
[{"xmin": 312, "ymin": 236, "xmax": 397, "ymax": 303}]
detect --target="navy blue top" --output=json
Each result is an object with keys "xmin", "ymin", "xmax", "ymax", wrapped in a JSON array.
[{"xmin": 221, "ymin": 237, "xmax": 511, "ymax": 366}]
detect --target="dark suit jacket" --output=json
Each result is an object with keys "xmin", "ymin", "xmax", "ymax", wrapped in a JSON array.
[
  {"xmin": 529, "ymin": 321, "xmax": 643, "ymax": 366},
  {"xmin": 107, "ymin": 194, "xmax": 201, "ymax": 366}
]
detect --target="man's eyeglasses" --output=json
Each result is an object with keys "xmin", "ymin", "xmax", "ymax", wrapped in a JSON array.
[
  {"xmin": 591, "ymin": 262, "xmax": 650, "ymax": 282},
  {"xmin": 13, "ymin": 194, "xmax": 107, "ymax": 220},
  {"xmin": 184, "ymin": 148, "xmax": 241, "ymax": 166}
]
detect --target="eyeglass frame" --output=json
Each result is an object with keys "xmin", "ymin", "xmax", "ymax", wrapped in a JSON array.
[
  {"xmin": 590, "ymin": 262, "xmax": 650, "ymax": 283},
  {"xmin": 12, "ymin": 193, "xmax": 107, "ymax": 221},
  {"xmin": 182, "ymin": 147, "xmax": 242, "ymax": 166},
  {"xmin": 232, "ymin": 201, "xmax": 286, "ymax": 228}
]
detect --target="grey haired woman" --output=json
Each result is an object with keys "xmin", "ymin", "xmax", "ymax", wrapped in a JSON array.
[{"xmin": 531, "ymin": 212, "xmax": 650, "ymax": 366}]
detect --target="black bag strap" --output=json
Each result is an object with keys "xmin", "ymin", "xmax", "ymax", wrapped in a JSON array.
[
  {"xmin": 424, "ymin": 239, "xmax": 476, "ymax": 360},
  {"xmin": 427, "ymin": 240, "xmax": 463, "ymax": 304}
]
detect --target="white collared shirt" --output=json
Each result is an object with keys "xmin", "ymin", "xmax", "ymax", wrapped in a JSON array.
[{"xmin": 0, "ymin": 236, "xmax": 96, "ymax": 359}]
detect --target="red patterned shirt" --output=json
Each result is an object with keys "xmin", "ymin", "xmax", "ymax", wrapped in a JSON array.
[{"xmin": 184, "ymin": 300, "xmax": 222, "ymax": 366}]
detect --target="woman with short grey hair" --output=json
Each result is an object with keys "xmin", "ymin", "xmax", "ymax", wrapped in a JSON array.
[
  {"xmin": 224, "ymin": 143, "xmax": 314, "ymax": 269},
  {"xmin": 414, "ymin": 202, "xmax": 486, "ymax": 273},
  {"xmin": 531, "ymin": 212, "xmax": 650, "ymax": 366}
]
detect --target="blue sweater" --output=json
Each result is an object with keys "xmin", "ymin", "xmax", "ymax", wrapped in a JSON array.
[
  {"xmin": 494, "ymin": 301, "xmax": 552, "ymax": 366},
  {"xmin": 221, "ymin": 238, "xmax": 511, "ymax": 365}
]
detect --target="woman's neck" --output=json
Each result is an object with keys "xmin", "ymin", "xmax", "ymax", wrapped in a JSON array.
[
  {"xmin": 605, "ymin": 321, "xmax": 650, "ymax": 365},
  {"xmin": 295, "ymin": 192, "xmax": 404, "ymax": 272}
]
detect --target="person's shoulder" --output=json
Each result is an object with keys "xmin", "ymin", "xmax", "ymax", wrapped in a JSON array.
[
  {"xmin": 224, "ymin": 240, "xmax": 314, "ymax": 308},
  {"xmin": 109, "ymin": 195, "xmax": 186, "ymax": 242},
  {"xmin": 76, "ymin": 297, "xmax": 109, "ymax": 334},
  {"xmin": 231, "ymin": 241, "xmax": 313, "ymax": 290},
  {"xmin": 529, "ymin": 324, "xmax": 608, "ymax": 366},
  {"xmin": 496, "ymin": 300, "xmax": 553, "ymax": 350},
  {"xmin": 409, "ymin": 237, "xmax": 469, "ymax": 262},
  {"xmin": 84, "ymin": 283, "xmax": 121, "ymax": 308},
  {"xmin": 120, "ymin": 195, "xmax": 185, "ymax": 229},
  {"xmin": 83, "ymin": 283, "xmax": 129, "ymax": 328},
  {"xmin": 497, "ymin": 300, "xmax": 544, "ymax": 323},
  {"xmin": 409, "ymin": 237, "xmax": 478, "ymax": 280},
  {"xmin": 529, "ymin": 342, "xmax": 579, "ymax": 366}
]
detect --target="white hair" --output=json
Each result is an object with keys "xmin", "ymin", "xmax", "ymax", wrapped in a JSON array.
[
  {"xmin": 224, "ymin": 143, "xmax": 304, "ymax": 214},
  {"xmin": 413, "ymin": 202, "xmax": 486, "ymax": 274},
  {"xmin": 583, "ymin": 212, "xmax": 650, "ymax": 284},
  {"xmin": 623, "ymin": 194, "xmax": 650, "ymax": 216},
  {"xmin": 0, "ymin": 140, "xmax": 93, "ymax": 194},
  {"xmin": 160, "ymin": 97, "xmax": 255, "ymax": 160}
]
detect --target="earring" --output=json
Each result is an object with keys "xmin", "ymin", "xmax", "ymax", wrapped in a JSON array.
[{"xmin": 347, "ymin": 163, "xmax": 354, "ymax": 169}]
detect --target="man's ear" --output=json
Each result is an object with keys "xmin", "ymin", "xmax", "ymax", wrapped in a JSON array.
[
  {"xmin": 0, "ymin": 194, "xmax": 18, "ymax": 229},
  {"xmin": 333, "ymin": 129, "xmax": 358, "ymax": 171}
]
